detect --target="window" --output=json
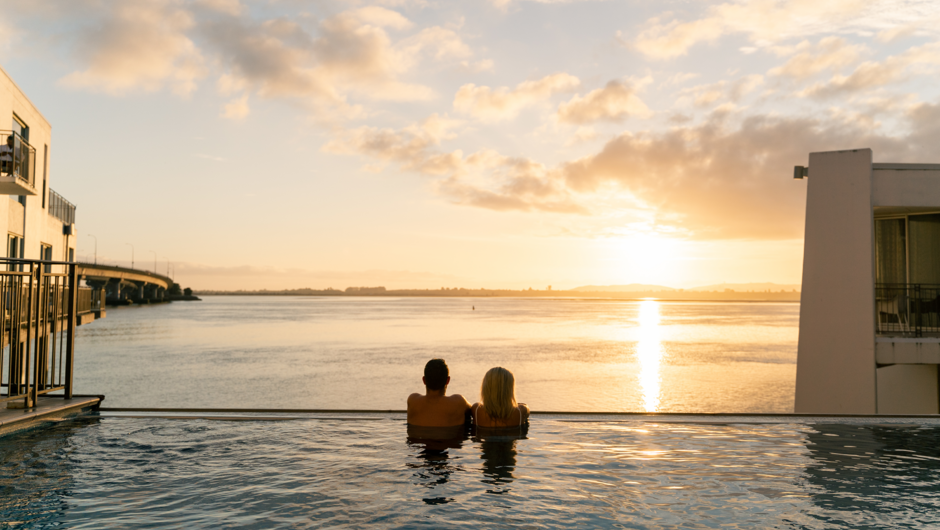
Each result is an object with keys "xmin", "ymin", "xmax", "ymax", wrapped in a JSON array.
[
  {"xmin": 42, "ymin": 144, "xmax": 47, "ymax": 208},
  {"xmin": 12, "ymin": 115, "xmax": 28, "ymax": 141},
  {"xmin": 7, "ymin": 234, "xmax": 23, "ymax": 272},
  {"xmin": 875, "ymin": 213, "xmax": 940, "ymax": 286},
  {"xmin": 875, "ymin": 218, "xmax": 906, "ymax": 284},
  {"xmin": 908, "ymin": 214, "xmax": 940, "ymax": 284},
  {"xmin": 68, "ymin": 247, "xmax": 74, "ymax": 263},
  {"xmin": 40, "ymin": 243, "xmax": 52, "ymax": 273}
]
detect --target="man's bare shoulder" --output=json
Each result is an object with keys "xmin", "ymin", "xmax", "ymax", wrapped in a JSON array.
[
  {"xmin": 407, "ymin": 393, "xmax": 423, "ymax": 404},
  {"xmin": 447, "ymin": 393, "xmax": 472, "ymax": 409}
]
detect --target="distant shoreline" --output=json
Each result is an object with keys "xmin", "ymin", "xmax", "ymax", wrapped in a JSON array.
[{"xmin": 194, "ymin": 290, "xmax": 800, "ymax": 302}]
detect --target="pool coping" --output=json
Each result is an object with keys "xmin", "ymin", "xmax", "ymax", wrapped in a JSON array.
[{"xmin": 94, "ymin": 408, "xmax": 940, "ymax": 426}]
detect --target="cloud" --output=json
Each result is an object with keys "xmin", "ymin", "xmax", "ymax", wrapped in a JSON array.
[
  {"xmin": 453, "ymin": 73, "xmax": 581, "ymax": 122},
  {"xmin": 461, "ymin": 59, "xmax": 495, "ymax": 72},
  {"xmin": 556, "ymin": 80, "xmax": 651, "ymax": 124},
  {"xmin": 324, "ymin": 114, "xmax": 587, "ymax": 213},
  {"xmin": 38, "ymin": 2, "xmax": 481, "ymax": 114},
  {"xmin": 633, "ymin": 15, "xmax": 725, "ymax": 60},
  {"xmin": 680, "ymin": 74, "xmax": 763, "ymax": 108},
  {"xmin": 557, "ymin": 108, "xmax": 936, "ymax": 239},
  {"xmin": 58, "ymin": 1, "xmax": 205, "ymax": 95},
  {"xmin": 343, "ymin": 6, "xmax": 414, "ymax": 31},
  {"xmin": 437, "ymin": 165, "xmax": 587, "ymax": 214},
  {"xmin": 199, "ymin": 6, "xmax": 481, "ymax": 111},
  {"xmin": 769, "ymin": 37, "xmax": 864, "ymax": 79},
  {"xmin": 193, "ymin": 0, "xmax": 244, "ymax": 16},
  {"xmin": 200, "ymin": 8, "xmax": 432, "ymax": 105},
  {"xmin": 222, "ymin": 94, "xmax": 250, "ymax": 119},
  {"xmin": 397, "ymin": 26, "xmax": 472, "ymax": 61},
  {"xmin": 633, "ymin": 0, "xmax": 876, "ymax": 59},
  {"xmin": 489, "ymin": 0, "xmax": 592, "ymax": 10},
  {"xmin": 877, "ymin": 24, "xmax": 919, "ymax": 43},
  {"xmin": 565, "ymin": 126, "xmax": 598, "ymax": 146},
  {"xmin": 322, "ymin": 113, "xmax": 466, "ymax": 175},
  {"xmin": 325, "ymin": 97, "xmax": 940, "ymax": 239},
  {"xmin": 801, "ymin": 41, "xmax": 940, "ymax": 98}
]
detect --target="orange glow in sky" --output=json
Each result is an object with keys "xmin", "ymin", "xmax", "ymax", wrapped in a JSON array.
[{"xmin": 2, "ymin": 0, "xmax": 931, "ymax": 290}]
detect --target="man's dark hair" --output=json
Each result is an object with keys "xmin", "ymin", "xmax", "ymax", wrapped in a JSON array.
[{"xmin": 424, "ymin": 359, "xmax": 449, "ymax": 391}]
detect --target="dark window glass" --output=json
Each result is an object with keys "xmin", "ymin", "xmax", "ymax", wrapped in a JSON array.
[
  {"xmin": 909, "ymin": 213, "xmax": 940, "ymax": 285},
  {"xmin": 875, "ymin": 218, "xmax": 906, "ymax": 284}
]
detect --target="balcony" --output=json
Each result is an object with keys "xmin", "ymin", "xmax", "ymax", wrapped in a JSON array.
[
  {"xmin": 0, "ymin": 131, "xmax": 37, "ymax": 195},
  {"xmin": 875, "ymin": 283, "xmax": 940, "ymax": 337},
  {"xmin": 48, "ymin": 189, "xmax": 76, "ymax": 225},
  {"xmin": 875, "ymin": 283, "xmax": 940, "ymax": 365}
]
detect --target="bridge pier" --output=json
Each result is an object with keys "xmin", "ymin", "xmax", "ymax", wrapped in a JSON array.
[
  {"xmin": 134, "ymin": 281, "xmax": 148, "ymax": 304},
  {"xmin": 78, "ymin": 263, "xmax": 174, "ymax": 307}
]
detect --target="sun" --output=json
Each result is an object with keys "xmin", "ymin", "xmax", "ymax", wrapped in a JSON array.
[{"xmin": 607, "ymin": 233, "xmax": 687, "ymax": 286}]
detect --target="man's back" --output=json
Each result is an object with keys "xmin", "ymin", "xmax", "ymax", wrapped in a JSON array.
[{"xmin": 407, "ymin": 393, "xmax": 470, "ymax": 427}]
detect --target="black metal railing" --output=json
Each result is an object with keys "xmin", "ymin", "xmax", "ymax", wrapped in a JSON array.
[
  {"xmin": 48, "ymin": 189, "xmax": 76, "ymax": 225},
  {"xmin": 875, "ymin": 283, "xmax": 940, "ymax": 337},
  {"xmin": 0, "ymin": 259, "xmax": 83, "ymax": 408},
  {"xmin": 0, "ymin": 131, "xmax": 36, "ymax": 189}
]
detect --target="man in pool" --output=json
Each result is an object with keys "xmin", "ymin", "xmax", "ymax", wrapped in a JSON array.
[{"xmin": 407, "ymin": 359, "xmax": 472, "ymax": 427}]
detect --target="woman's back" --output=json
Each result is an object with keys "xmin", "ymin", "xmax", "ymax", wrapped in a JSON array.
[{"xmin": 472, "ymin": 402, "xmax": 529, "ymax": 429}]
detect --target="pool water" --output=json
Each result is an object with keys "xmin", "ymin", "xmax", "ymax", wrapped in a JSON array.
[{"xmin": 2, "ymin": 415, "xmax": 940, "ymax": 528}]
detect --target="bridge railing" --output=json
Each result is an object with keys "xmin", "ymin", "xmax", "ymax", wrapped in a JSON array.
[{"xmin": 0, "ymin": 259, "xmax": 81, "ymax": 409}]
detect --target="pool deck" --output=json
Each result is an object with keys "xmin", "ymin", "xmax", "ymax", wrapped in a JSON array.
[{"xmin": 0, "ymin": 395, "xmax": 103, "ymax": 438}]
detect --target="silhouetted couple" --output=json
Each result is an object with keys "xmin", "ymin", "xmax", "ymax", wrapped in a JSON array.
[{"xmin": 407, "ymin": 359, "xmax": 529, "ymax": 429}]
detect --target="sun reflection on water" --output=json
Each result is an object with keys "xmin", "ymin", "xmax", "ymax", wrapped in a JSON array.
[{"xmin": 636, "ymin": 300, "xmax": 664, "ymax": 412}]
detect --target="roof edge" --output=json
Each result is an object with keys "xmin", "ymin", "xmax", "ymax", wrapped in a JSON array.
[
  {"xmin": 0, "ymin": 63, "xmax": 51, "ymax": 128},
  {"xmin": 873, "ymin": 163, "xmax": 940, "ymax": 170}
]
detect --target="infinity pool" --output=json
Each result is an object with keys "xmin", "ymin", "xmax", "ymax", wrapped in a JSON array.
[{"xmin": 2, "ymin": 414, "xmax": 940, "ymax": 528}]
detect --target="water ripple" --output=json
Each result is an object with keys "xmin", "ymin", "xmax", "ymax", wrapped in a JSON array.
[{"xmin": 2, "ymin": 418, "xmax": 940, "ymax": 528}]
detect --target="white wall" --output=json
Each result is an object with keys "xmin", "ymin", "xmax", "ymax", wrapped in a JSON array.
[
  {"xmin": 877, "ymin": 365, "xmax": 939, "ymax": 414},
  {"xmin": 0, "ymin": 64, "xmax": 75, "ymax": 267},
  {"xmin": 873, "ymin": 168, "xmax": 940, "ymax": 207},
  {"xmin": 795, "ymin": 149, "xmax": 877, "ymax": 413}
]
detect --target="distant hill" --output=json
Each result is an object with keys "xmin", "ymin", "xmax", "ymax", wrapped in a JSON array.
[
  {"xmin": 570, "ymin": 284, "xmax": 677, "ymax": 292},
  {"xmin": 688, "ymin": 282, "xmax": 800, "ymax": 292}
]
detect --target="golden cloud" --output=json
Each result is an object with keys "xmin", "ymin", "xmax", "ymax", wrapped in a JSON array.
[
  {"xmin": 556, "ymin": 80, "xmax": 652, "ymax": 124},
  {"xmin": 453, "ymin": 73, "xmax": 581, "ymax": 122},
  {"xmin": 59, "ymin": 1, "xmax": 205, "ymax": 96}
]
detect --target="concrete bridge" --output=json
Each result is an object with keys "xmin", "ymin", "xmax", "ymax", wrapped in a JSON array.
[{"xmin": 77, "ymin": 263, "xmax": 174, "ymax": 305}]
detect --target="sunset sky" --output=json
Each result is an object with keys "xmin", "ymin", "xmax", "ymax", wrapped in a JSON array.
[{"xmin": 2, "ymin": 0, "xmax": 939, "ymax": 290}]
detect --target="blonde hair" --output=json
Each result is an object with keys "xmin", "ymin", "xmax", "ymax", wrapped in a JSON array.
[{"xmin": 481, "ymin": 367, "xmax": 517, "ymax": 420}]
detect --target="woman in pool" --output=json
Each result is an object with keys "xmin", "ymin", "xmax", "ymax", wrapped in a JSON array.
[{"xmin": 471, "ymin": 367, "xmax": 530, "ymax": 429}]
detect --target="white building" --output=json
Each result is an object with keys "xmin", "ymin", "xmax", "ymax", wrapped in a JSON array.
[
  {"xmin": 0, "ymin": 65, "xmax": 76, "ymax": 267},
  {"xmin": 795, "ymin": 148, "xmax": 940, "ymax": 414}
]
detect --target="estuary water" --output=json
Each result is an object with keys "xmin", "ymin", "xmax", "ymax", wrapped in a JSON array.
[{"xmin": 74, "ymin": 296, "xmax": 799, "ymax": 412}]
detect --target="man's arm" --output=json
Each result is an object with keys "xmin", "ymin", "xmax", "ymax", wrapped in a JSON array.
[{"xmin": 406, "ymin": 393, "xmax": 420, "ymax": 422}]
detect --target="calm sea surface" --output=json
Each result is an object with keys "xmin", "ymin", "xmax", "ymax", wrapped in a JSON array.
[{"xmin": 74, "ymin": 296, "xmax": 798, "ymax": 412}]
